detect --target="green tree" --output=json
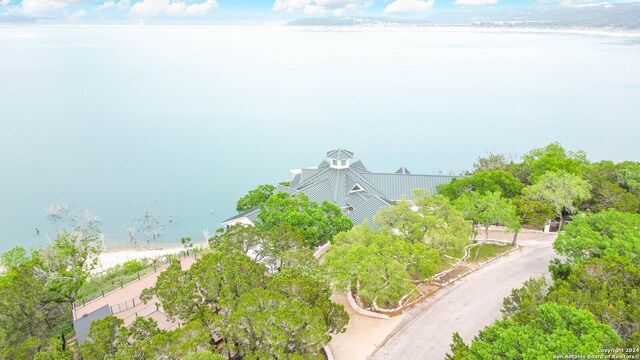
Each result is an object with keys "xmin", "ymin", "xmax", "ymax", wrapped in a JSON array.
[
  {"xmin": 268, "ymin": 266, "xmax": 349, "ymax": 335},
  {"xmin": 617, "ymin": 161, "xmax": 640, "ymax": 191},
  {"xmin": 0, "ymin": 246, "xmax": 29, "ymax": 270},
  {"xmin": 469, "ymin": 303, "xmax": 620, "ymax": 358},
  {"xmin": 374, "ymin": 190, "xmax": 473, "ymax": 254},
  {"xmin": 148, "ymin": 320, "xmax": 213, "ymax": 359},
  {"xmin": 280, "ymin": 247, "xmax": 318, "ymax": 269},
  {"xmin": 523, "ymin": 171, "xmax": 592, "ymax": 230},
  {"xmin": 454, "ymin": 191, "xmax": 520, "ymax": 256},
  {"xmin": 520, "ymin": 142, "xmax": 588, "ymax": 184},
  {"xmin": 209, "ymin": 224, "xmax": 263, "ymax": 259},
  {"xmin": 445, "ymin": 332, "xmax": 470, "ymax": 360},
  {"xmin": 501, "ymin": 277, "xmax": 549, "ymax": 324},
  {"xmin": 553, "ymin": 210, "xmax": 640, "ymax": 266},
  {"xmin": 0, "ymin": 256, "xmax": 59, "ymax": 360},
  {"xmin": 236, "ymin": 184, "xmax": 275, "ymax": 212},
  {"xmin": 437, "ymin": 170, "xmax": 524, "ymax": 201},
  {"xmin": 141, "ymin": 252, "xmax": 265, "ymax": 325},
  {"xmin": 257, "ymin": 225, "xmax": 308, "ymax": 271},
  {"xmin": 36, "ymin": 230, "xmax": 102, "ymax": 306},
  {"xmin": 414, "ymin": 190, "xmax": 475, "ymax": 252},
  {"xmin": 79, "ymin": 317, "xmax": 217, "ymax": 360},
  {"xmin": 217, "ymin": 289, "xmax": 329, "ymax": 359},
  {"xmin": 473, "ymin": 152, "xmax": 508, "ymax": 172},
  {"xmin": 372, "ymin": 198, "xmax": 422, "ymax": 241},
  {"xmin": 1, "ymin": 232, "xmax": 105, "ymax": 360},
  {"xmin": 547, "ymin": 256, "xmax": 640, "ymax": 346},
  {"xmin": 32, "ymin": 338, "xmax": 74, "ymax": 360},
  {"xmin": 109, "ymin": 317, "xmax": 158, "ymax": 360},
  {"xmin": 209, "ymin": 224, "xmax": 308, "ymax": 272},
  {"xmin": 258, "ymin": 192, "xmax": 353, "ymax": 248},
  {"xmin": 581, "ymin": 161, "xmax": 640, "ymax": 213},
  {"xmin": 80, "ymin": 316, "xmax": 124, "ymax": 360},
  {"xmin": 512, "ymin": 196, "xmax": 555, "ymax": 230},
  {"xmin": 323, "ymin": 225, "xmax": 439, "ymax": 308}
]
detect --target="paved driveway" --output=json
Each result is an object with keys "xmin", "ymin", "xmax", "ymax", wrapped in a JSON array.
[{"xmin": 369, "ymin": 233, "xmax": 556, "ymax": 360}]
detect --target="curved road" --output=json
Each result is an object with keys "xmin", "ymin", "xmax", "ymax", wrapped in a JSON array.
[{"xmin": 369, "ymin": 234, "xmax": 556, "ymax": 360}]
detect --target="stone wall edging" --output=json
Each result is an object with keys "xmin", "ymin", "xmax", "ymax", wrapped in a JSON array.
[
  {"xmin": 313, "ymin": 242, "xmax": 331, "ymax": 259},
  {"xmin": 323, "ymin": 345, "xmax": 334, "ymax": 360},
  {"xmin": 434, "ymin": 244, "xmax": 520, "ymax": 287},
  {"xmin": 346, "ymin": 288, "xmax": 390, "ymax": 320}
]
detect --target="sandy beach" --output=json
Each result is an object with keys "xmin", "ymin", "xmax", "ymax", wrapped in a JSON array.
[{"xmin": 93, "ymin": 242, "xmax": 207, "ymax": 274}]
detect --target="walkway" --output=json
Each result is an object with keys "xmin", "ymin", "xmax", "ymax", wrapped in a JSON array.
[{"xmin": 73, "ymin": 256, "xmax": 196, "ymax": 330}]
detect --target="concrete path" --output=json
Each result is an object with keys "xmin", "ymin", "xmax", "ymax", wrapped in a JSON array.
[
  {"xmin": 368, "ymin": 232, "xmax": 556, "ymax": 360},
  {"xmin": 328, "ymin": 294, "xmax": 405, "ymax": 360},
  {"xmin": 73, "ymin": 256, "xmax": 196, "ymax": 330}
]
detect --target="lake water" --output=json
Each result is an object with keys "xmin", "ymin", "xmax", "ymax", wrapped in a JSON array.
[{"xmin": 1, "ymin": 26, "xmax": 639, "ymax": 253}]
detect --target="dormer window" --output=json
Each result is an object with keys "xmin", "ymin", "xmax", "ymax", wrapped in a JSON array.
[
  {"xmin": 327, "ymin": 149, "xmax": 353, "ymax": 169},
  {"xmin": 349, "ymin": 183, "xmax": 365, "ymax": 193},
  {"xmin": 330, "ymin": 159, "xmax": 349, "ymax": 169}
]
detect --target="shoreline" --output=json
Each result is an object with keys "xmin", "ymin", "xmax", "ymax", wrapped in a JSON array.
[{"xmin": 93, "ymin": 242, "xmax": 207, "ymax": 274}]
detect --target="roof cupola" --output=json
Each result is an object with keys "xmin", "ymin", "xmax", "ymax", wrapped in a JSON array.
[{"xmin": 327, "ymin": 149, "xmax": 353, "ymax": 169}]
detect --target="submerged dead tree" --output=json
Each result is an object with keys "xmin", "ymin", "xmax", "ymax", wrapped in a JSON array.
[{"xmin": 126, "ymin": 209, "xmax": 178, "ymax": 247}]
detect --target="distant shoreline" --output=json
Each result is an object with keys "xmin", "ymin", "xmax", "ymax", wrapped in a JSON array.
[
  {"xmin": 1, "ymin": 24, "xmax": 639, "ymax": 38},
  {"xmin": 286, "ymin": 25, "xmax": 640, "ymax": 38}
]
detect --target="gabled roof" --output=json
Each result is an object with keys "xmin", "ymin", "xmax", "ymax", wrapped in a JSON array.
[
  {"xmin": 222, "ymin": 206, "xmax": 261, "ymax": 224},
  {"xmin": 396, "ymin": 166, "xmax": 411, "ymax": 174},
  {"xmin": 326, "ymin": 149, "xmax": 354, "ymax": 160}
]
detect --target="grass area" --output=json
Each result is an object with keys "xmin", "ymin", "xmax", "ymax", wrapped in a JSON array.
[
  {"xmin": 436, "ymin": 246, "xmax": 468, "ymax": 272},
  {"xmin": 469, "ymin": 243, "xmax": 514, "ymax": 263},
  {"xmin": 443, "ymin": 247, "xmax": 466, "ymax": 259}
]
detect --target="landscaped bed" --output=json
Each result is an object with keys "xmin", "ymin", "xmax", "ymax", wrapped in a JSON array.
[{"xmin": 468, "ymin": 243, "xmax": 514, "ymax": 263}]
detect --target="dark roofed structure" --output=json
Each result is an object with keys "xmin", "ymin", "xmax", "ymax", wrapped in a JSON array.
[
  {"xmin": 223, "ymin": 149, "xmax": 458, "ymax": 229},
  {"xmin": 73, "ymin": 305, "xmax": 112, "ymax": 345}
]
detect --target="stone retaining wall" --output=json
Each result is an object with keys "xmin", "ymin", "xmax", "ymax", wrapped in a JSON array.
[{"xmin": 346, "ymin": 288, "xmax": 390, "ymax": 320}]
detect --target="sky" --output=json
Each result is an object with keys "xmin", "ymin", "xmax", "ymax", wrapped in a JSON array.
[{"xmin": 1, "ymin": 0, "xmax": 637, "ymax": 23}]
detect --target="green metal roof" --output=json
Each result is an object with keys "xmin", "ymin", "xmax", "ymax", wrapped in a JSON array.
[
  {"xmin": 347, "ymin": 196, "xmax": 391, "ymax": 230},
  {"xmin": 326, "ymin": 149, "xmax": 354, "ymax": 160},
  {"xmin": 221, "ymin": 150, "xmax": 459, "ymax": 227},
  {"xmin": 362, "ymin": 173, "xmax": 456, "ymax": 201}
]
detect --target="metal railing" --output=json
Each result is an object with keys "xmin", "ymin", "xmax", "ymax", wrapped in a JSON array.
[{"xmin": 74, "ymin": 250, "xmax": 200, "ymax": 309}]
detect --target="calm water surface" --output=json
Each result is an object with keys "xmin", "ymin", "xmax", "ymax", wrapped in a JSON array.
[{"xmin": 1, "ymin": 26, "xmax": 639, "ymax": 252}]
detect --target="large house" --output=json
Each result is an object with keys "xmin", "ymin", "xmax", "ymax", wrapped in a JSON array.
[{"xmin": 222, "ymin": 149, "xmax": 458, "ymax": 229}]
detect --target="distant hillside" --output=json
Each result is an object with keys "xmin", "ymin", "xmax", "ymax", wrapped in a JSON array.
[
  {"xmin": 287, "ymin": 3, "xmax": 640, "ymax": 30},
  {"xmin": 0, "ymin": 15, "xmax": 38, "ymax": 24}
]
